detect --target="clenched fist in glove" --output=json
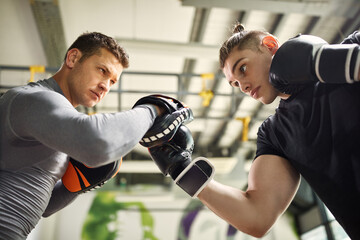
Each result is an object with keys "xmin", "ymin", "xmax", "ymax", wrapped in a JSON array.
[
  {"xmin": 270, "ymin": 34, "xmax": 360, "ymax": 94},
  {"xmin": 133, "ymin": 94, "xmax": 194, "ymax": 148},
  {"xmin": 148, "ymin": 125, "xmax": 214, "ymax": 197}
]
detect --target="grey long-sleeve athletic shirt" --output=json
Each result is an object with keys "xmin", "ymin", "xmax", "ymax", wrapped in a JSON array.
[{"xmin": 0, "ymin": 78, "xmax": 157, "ymax": 239}]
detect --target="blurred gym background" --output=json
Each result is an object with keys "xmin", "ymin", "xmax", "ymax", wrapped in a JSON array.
[{"xmin": 1, "ymin": 0, "xmax": 359, "ymax": 239}]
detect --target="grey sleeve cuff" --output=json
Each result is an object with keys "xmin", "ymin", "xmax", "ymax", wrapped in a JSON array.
[{"xmin": 133, "ymin": 104, "xmax": 160, "ymax": 119}]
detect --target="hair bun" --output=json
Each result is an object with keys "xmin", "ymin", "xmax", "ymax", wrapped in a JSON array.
[{"xmin": 233, "ymin": 23, "xmax": 245, "ymax": 34}]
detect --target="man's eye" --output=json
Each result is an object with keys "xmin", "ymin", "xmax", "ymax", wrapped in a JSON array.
[
  {"xmin": 110, "ymin": 80, "xmax": 116, "ymax": 85},
  {"xmin": 240, "ymin": 64, "xmax": 246, "ymax": 73}
]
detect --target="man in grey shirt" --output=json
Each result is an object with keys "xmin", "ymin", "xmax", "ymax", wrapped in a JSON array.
[{"xmin": 0, "ymin": 32, "xmax": 185, "ymax": 239}]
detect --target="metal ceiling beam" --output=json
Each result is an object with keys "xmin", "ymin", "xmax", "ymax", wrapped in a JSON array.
[
  {"xmin": 115, "ymin": 38, "xmax": 219, "ymax": 60},
  {"xmin": 193, "ymin": 70, "xmax": 227, "ymax": 153},
  {"xmin": 302, "ymin": 16, "xmax": 321, "ymax": 35},
  {"xmin": 181, "ymin": 7, "xmax": 224, "ymax": 152},
  {"xmin": 268, "ymin": 14, "xmax": 285, "ymax": 35},
  {"xmin": 206, "ymin": 89, "xmax": 245, "ymax": 155},
  {"xmin": 182, "ymin": 8, "xmax": 212, "ymax": 93},
  {"xmin": 195, "ymin": 11, "xmax": 255, "ymax": 157},
  {"xmin": 308, "ymin": 0, "xmax": 360, "ymax": 43},
  {"xmin": 30, "ymin": 0, "xmax": 66, "ymax": 68},
  {"xmin": 181, "ymin": 0, "xmax": 337, "ymax": 17},
  {"xmin": 194, "ymin": 11, "xmax": 247, "ymax": 157},
  {"xmin": 271, "ymin": 13, "xmax": 290, "ymax": 37},
  {"xmin": 189, "ymin": 8, "xmax": 211, "ymax": 43},
  {"xmin": 331, "ymin": 7, "xmax": 360, "ymax": 44}
]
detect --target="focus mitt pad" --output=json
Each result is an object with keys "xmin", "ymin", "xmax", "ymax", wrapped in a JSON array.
[
  {"xmin": 133, "ymin": 94, "xmax": 194, "ymax": 148},
  {"xmin": 62, "ymin": 157, "xmax": 121, "ymax": 193},
  {"xmin": 133, "ymin": 94, "xmax": 189, "ymax": 114}
]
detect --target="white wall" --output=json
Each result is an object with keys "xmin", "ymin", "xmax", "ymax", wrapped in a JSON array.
[{"xmin": 0, "ymin": 0, "xmax": 47, "ymax": 66}]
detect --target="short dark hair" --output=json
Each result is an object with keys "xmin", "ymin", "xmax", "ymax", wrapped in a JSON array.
[
  {"xmin": 219, "ymin": 23, "xmax": 268, "ymax": 69},
  {"xmin": 65, "ymin": 32, "xmax": 129, "ymax": 68}
]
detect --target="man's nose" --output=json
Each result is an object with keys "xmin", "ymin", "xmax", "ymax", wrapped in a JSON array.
[
  {"xmin": 98, "ymin": 80, "xmax": 110, "ymax": 92},
  {"xmin": 240, "ymin": 82, "xmax": 250, "ymax": 93}
]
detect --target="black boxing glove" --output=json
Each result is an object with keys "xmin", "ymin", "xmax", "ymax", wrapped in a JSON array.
[
  {"xmin": 133, "ymin": 94, "xmax": 193, "ymax": 148},
  {"xmin": 270, "ymin": 34, "xmax": 360, "ymax": 95},
  {"xmin": 148, "ymin": 125, "xmax": 214, "ymax": 197}
]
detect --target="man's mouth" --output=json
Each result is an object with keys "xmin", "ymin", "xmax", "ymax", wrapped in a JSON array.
[
  {"xmin": 90, "ymin": 90, "xmax": 100, "ymax": 100},
  {"xmin": 250, "ymin": 86, "xmax": 260, "ymax": 99}
]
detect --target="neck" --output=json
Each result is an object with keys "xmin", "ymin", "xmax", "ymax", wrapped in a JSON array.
[{"xmin": 52, "ymin": 67, "xmax": 75, "ymax": 107}]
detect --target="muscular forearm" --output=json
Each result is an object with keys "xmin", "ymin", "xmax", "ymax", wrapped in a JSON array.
[{"xmin": 197, "ymin": 155, "xmax": 300, "ymax": 238}]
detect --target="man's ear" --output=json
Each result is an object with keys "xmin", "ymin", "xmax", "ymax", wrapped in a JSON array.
[
  {"xmin": 65, "ymin": 48, "xmax": 82, "ymax": 68},
  {"xmin": 262, "ymin": 35, "xmax": 279, "ymax": 55}
]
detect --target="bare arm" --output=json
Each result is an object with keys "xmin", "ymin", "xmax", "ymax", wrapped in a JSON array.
[{"xmin": 197, "ymin": 154, "xmax": 300, "ymax": 238}]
